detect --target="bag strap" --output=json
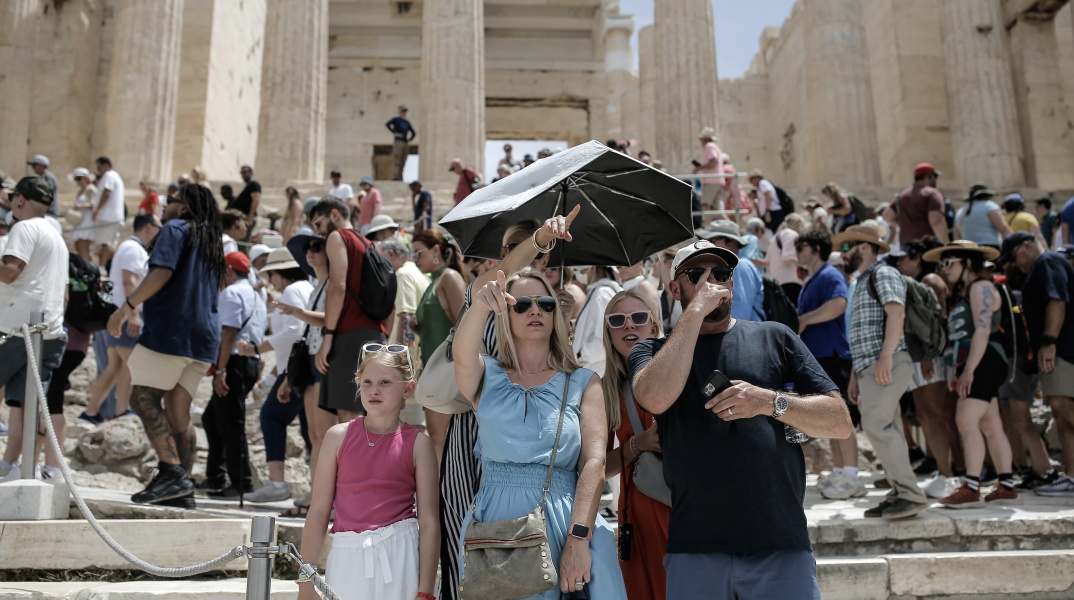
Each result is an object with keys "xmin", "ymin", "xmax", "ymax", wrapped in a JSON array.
[
  {"xmin": 539, "ymin": 371, "xmax": 573, "ymax": 510},
  {"xmin": 622, "ymin": 384, "xmax": 644, "ymax": 438},
  {"xmin": 300, "ymin": 284, "xmax": 327, "ymax": 341},
  {"xmin": 443, "ymin": 302, "xmax": 468, "ymax": 362}
]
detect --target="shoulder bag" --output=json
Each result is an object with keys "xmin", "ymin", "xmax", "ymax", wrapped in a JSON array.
[
  {"xmin": 415, "ymin": 307, "xmax": 471, "ymax": 414},
  {"xmin": 623, "ymin": 385, "xmax": 672, "ymax": 506},
  {"xmin": 461, "ymin": 373, "xmax": 571, "ymax": 600},
  {"xmin": 286, "ymin": 285, "xmax": 324, "ymax": 394}
]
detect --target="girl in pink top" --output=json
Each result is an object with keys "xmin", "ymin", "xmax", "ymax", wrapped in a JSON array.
[{"xmin": 300, "ymin": 345, "xmax": 440, "ymax": 600}]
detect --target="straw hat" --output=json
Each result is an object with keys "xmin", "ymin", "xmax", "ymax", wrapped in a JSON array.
[
  {"xmin": 259, "ymin": 247, "xmax": 303, "ymax": 274},
  {"xmin": 831, "ymin": 225, "xmax": 890, "ymax": 254},
  {"xmin": 921, "ymin": 240, "xmax": 999, "ymax": 264},
  {"xmin": 698, "ymin": 127, "xmax": 718, "ymax": 141}
]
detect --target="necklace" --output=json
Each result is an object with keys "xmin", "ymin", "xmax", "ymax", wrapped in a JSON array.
[
  {"xmin": 515, "ymin": 367, "xmax": 553, "ymax": 375},
  {"xmin": 363, "ymin": 420, "xmax": 401, "ymax": 447}
]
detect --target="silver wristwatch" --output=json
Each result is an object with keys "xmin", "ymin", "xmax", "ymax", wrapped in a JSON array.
[{"xmin": 772, "ymin": 392, "xmax": 789, "ymax": 418}]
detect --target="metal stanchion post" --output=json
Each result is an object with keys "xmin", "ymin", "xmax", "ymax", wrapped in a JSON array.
[
  {"xmin": 246, "ymin": 515, "xmax": 275, "ymax": 600},
  {"xmin": 20, "ymin": 312, "xmax": 44, "ymax": 480}
]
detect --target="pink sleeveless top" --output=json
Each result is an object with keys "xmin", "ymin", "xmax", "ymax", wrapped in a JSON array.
[{"xmin": 331, "ymin": 418, "xmax": 420, "ymax": 533}]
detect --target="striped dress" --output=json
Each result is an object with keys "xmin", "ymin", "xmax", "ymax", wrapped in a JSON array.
[{"xmin": 438, "ymin": 284, "xmax": 497, "ymax": 600}]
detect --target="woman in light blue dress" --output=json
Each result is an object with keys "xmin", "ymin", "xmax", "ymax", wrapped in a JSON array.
[{"xmin": 454, "ymin": 264, "xmax": 627, "ymax": 600}]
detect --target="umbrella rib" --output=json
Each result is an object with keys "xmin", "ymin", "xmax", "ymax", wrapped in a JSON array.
[{"xmin": 573, "ymin": 186, "xmax": 631, "ymax": 264}]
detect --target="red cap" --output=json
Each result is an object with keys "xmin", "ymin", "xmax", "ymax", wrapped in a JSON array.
[
  {"xmin": 913, "ymin": 162, "xmax": 941, "ymax": 178},
  {"xmin": 225, "ymin": 251, "xmax": 251, "ymax": 275}
]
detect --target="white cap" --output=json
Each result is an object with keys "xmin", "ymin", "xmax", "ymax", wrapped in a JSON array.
[
  {"xmin": 28, "ymin": 154, "xmax": 49, "ymax": 167},
  {"xmin": 68, "ymin": 167, "xmax": 91, "ymax": 181},
  {"xmin": 670, "ymin": 239, "xmax": 739, "ymax": 277},
  {"xmin": 249, "ymin": 244, "xmax": 272, "ymax": 263}
]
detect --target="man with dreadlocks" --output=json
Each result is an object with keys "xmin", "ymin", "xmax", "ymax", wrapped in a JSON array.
[{"xmin": 107, "ymin": 183, "xmax": 227, "ymax": 507}]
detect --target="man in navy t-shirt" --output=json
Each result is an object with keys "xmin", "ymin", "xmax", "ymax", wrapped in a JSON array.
[
  {"xmin": 108, "ymin": 184, "xmax": 226, "ymax": 507},
  {"xmin": 1061, "ymin": 196, "xmax": 1074, "ymax": 246},
  {"xmin": 629, "ymin": 239, "xmax": 852, "ymax": 600}
]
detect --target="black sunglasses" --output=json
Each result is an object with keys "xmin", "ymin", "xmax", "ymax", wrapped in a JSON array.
[
  {"xmin": 304, "ymin": 241, "xmax": 323, "ymax": 253},
  {"xmin": 512, "ymin": 295, "xmax": 557, "ymax": 314},
  {"xmin": 678, "ymin": 266, "xmax": 733, "ymax": 285}
]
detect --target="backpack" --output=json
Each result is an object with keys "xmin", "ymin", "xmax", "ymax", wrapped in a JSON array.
[
  {"xmin": 994, "ymin": 284, "xmax": 1033, "ymax": 376},
  {"xmin": 774, "ymin": 185, "xmax": 795, "ymax": 215},
  {"xmin": 846, "ymin": 194, "xmax": 870, "ymax": 228},
  {"xmin": 761, "ymin": 276, "xmax": 800, "ymax": 332},
  {"xmin": 65, "ymin": 253, "xmax": 116, "ymax": 334},
  {"xmin": 867, "ymin": 266, "xmax": 946, "ymax": 363},
  {"xmin": 345, "ymin": 233, "xmax": 397, "ymax": 322}
]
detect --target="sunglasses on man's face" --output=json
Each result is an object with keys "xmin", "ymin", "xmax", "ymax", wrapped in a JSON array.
[
  {"xmin": 678, "ymin": 266, "xmax": 733, "ymax": 285},
  {"xmin": 839, "ymin": 241, "xmax": 864, "ymax": 253},
  {"xmin": 512, "ymin": 295, "xmax": 558, "ymax": 314},
  {"xmin": 304, "ymin": 241, "xmax": 323, "ymax": 253},
  {"xmin": 606, "ymin": 311, "xmax": 651, "ymax": 329}
]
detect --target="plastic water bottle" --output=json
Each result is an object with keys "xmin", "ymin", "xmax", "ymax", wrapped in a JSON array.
[{"xmin": 782, "ymin": 383, "xmax": 809, "ymax": 444}]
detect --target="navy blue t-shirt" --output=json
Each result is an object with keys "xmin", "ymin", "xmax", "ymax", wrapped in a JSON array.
[
  {"xmin": 627, "ymin": 320, "xmax": 836, "ymax": 554},
  {"xmin": 798, "ymin": 263, "xmax": 851, "ymax": 360},
  {"xmin": 1023, "ymin": 252, "xmax": 1074, "ymax": 363},
  {"xmin": 140, "ymin": 220, "xmax": 221, "ymax": 364}
]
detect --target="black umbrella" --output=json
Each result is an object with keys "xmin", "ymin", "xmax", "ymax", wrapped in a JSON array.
[{"xmin": 439, "ymin": 141, "xmax": 695, "ymax": 267}]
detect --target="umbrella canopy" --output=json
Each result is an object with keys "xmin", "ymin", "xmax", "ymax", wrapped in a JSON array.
[{"xmin": 439, "ymin": 140, "xmax": 695, "ymax": 267}]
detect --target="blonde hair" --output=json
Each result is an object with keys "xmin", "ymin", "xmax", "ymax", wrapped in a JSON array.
[
  {"xmin": 494, "ymin": 268, "xmax": 579, "ymax": 375},
  {"xmin": 355, "ymin": 349, "xmax": 415, "ymax": 384},
  {"xmin": 780, "ymin": 212, "xmax": 806, "ymax": 232},
  {"xmin": 601, "ymin": 290, "xmax": 663, "ymax": 431},
  {"xmin": 501, "ymin": 219, "xmax": 541, "ymax": 247}
]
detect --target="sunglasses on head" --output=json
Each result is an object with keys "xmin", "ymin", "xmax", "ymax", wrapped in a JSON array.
[
  {"xmin": 360, "ymin": 343, "xmax": 414, "ymax": 373},
  {"xmin": 304, "ymin": 241, "xmax": 323, "ymax": 253},
  {"xmin": 512, "ymin": 295, "xmax": 558, "ymax": 314},
  {"xmin": 839, "ymin": 241, "xmax": 864, "ymax": 253},
  {"xmin": 678, "ymin": 266, "xmax": 733, "ymax": 285},
  {"xmin": 606, "ymin": 311, "xmax": 651, "ymax": 329}
]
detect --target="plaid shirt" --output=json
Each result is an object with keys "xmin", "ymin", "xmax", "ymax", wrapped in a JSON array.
[{"xmin": 849, "ymin": 263, "xmax": 907, "ymax": 373}]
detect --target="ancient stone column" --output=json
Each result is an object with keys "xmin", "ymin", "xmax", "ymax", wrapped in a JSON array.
[
  {"xmin": 419, "ymin": 0, "xmax": 485, "ymax": 182},
  {"xmin": 940, "ymin": 0, "xmax": 1025, "ymax": 188},
  {"xmin": 257, "ymin": 0, "xmax": 327, "ymax": 184},
  {"xmin": 603, "ymin": 14, "xmax": 634, "ymax": 141},
  {"xmin": 638, "ymin": 25, "xmax": 658, "ymax": 156},
  {"xmin": 99, "ymin": 0, "xmax": 183, "ymax": 185},
  {"xmin": 1009, "ymin": 17, "xmax": 1074, "ymax": 189},
  {"xmin": 0, "ymin": 0, "xmax": 41, "ymax": 174},
  {"xmin": 804, "ymin": 0, "xmax": 881, "ymax": 187},
  {"xmin": 654, "ymin": 0, "xmax": 720, "ymax": 175}
]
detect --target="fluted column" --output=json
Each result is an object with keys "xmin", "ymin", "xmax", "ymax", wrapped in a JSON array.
[
  {"xmin": 654, "ymin": 0, "xmax": 720, "ymax": 175},
  {"xmin": 805, "ymin": 0, "xmax": 881, "ymax": 187},
  {"xmin": 100, "ymin": 0, "xmax": 183, "ymax": 185},
  {"xmin": 638, "ymin": 25, "xmax": 658, "ymax": 156},
  {"xmin": 419, "ymin": 0, "xmax": 484, "ymax": 182},
  {"xmin": 603, "ymin": 14, "xmax": 634, "ymax": 141},
  {"xmin": 257, "ymin": 0, "xmax": 327, "ymax": 184},
  {"xmin": 940, "ymin": 0, "xmax": 1025, "ymax": 188},
  {"xmin": 0, "ymin": 0, "xmax": 39, "ymax": 174}
]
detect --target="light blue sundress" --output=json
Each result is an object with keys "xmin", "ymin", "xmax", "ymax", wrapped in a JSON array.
[{"xmin": 457, "ymin": 356, "xmax": 627, "ymax": 600}]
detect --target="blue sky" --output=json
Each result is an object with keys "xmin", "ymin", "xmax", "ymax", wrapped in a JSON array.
[{"xmin": 618, "ymin": 0, "xmax": 798, "ymax": 78}]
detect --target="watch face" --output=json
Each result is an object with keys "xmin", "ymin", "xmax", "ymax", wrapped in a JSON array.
[
  {"xmin": 777, "ymin": 395, "xmax": 789, "ymax": 411},
  {"xmin": 571, "ymin": 524, "xmax": 590, "ymax": 538}
]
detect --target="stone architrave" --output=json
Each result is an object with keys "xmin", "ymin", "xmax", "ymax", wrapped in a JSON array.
[
  {"xmin": 603, "ymin": 13, "xmax": 634, "ymax": 141},
  {"xmin": 0, "ymin": 0, "xmax": 41, "ymax": 174},
  {"xmin": 257, "ymin": 0, "xmax": 327, "ymax": 184},
  {"xmin": 419, "ymin": 0, "xmax": 485, "ymax": 183},
  {"xmin": 940, "ymin": 0, "xmax": 1026, "ymax": 188},
  {"xmin": 654, "ymin": 0, "xmax": 720, "ymax": 175},
  {"xmin": 100, "ymin": 0, "xmax": 184, "ymax": 186},
  {"xmin": 638, "ymin": 25, "xmax": 658, "ymax": 156}
]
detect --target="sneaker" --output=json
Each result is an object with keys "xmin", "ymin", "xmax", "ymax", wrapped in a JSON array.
[
  {"xmin": 822, "ymin": 474, "xmax": 867, "ymax": 500},
  {"xmin": 111, "ymin": 409, "xmax": 138, "ymax": 420},
  {"xmin": 864, "ymin": 499, "xmax": 895, "ymax": 518},
  {"xmin": 1013, "ymin": 464, "xmax": 1033, "ymax": 478},
  {"xmin": 0, "ymin": 461, "xmax": 20, "ymax": 483},
  {"xmin": 1019, "ymin": 470, "xmax": 1060, "ymax": 491},
  {"xmin": 131, "ymin": 463, "xmax": 195, "ymax": 504},
  {"xmin": 923, "ymin": 475, "xmax": 960, "ymax": 499},
  {"xmin": 207, "ymin": 485, "xmax": 253, "ymax": 499},
  {"xmin": 0, "ymin": 417, "xmax": 7, "ymax": 436},
  {"xmin": 1034, "ymin": 475, "xmax": 1074, "ymax": 497},
  {"xmin": 913, "ymin": 456, "xmax": 938, "ymax": 477},
  {"xmin": 155, "ymin": 493, "xmax": 197, "ymax": 509},
  {"xmin": 816, "ymin": 474, "xmax": 834, "ymax": 494},
  {"xmin": 244, "ymin": 483, "xmax": 292, "ymax": 503},
  {"xmin": 908, "ymin": 446, "xmax": 926, "ymax": 470},
  {"xmin": 882, "ymin": 498, "xmax": 929, "ymax": 519},
  {"xmin": 939, "ymin": 483, "xmax": 984, "ymax": 509},
  {"xmin": 195, "ymin": 478, "xmax": 226, "ymax": 494},
  {"xmin": 76, "ymin": 411, "xmax": 104, "ymax": 426},
  {"xmin": 984, "ymin": 485, "xmax": 1019, "ymax": 504},
  {"xmin": 39, "ymin": 465, "xmax": 62, "ymax": 482},
  {"xmin": 872, "ymin": 476, "xmax": 892, "ymax": 489},
  {"xmin": 978, "ymin": 467, "xmax": 998, "ymax": 486}
]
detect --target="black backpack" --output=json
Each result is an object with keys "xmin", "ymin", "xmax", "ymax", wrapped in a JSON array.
[
  {"xmin": 774, "ymin": 185, "xmax": 796, "ymax": 215},
  {"xmin": 846, "ymin": 194, "xmax": 870, "ymax": 228},
  {"xmin": 761, "ymin": 276, "xmax": 800, "ymax": 332},
  {"xmin": 345, "ymin": 233, "xmax": 397, "ymax": 322},
  {"xmin": 994, "ymin": 284, "xmax": 1033, "ymax": 376},
  {"xmin": 65, "ymin": 253, "xmax": 116, "ymax": 334}
]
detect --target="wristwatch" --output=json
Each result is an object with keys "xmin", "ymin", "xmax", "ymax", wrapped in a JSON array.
[
  {"xmin": 322, "ymin": 327, "xmax": 336, "ymax": 337},
  {"xmin": 569, "ymin": 523, "xmax": 592, "ymax": 541},
  {"xmin": 1042, "ymin": 335, "xmax": 1058, "ymax": 347},
  {"xmin": 772, "ymin": 392, "xmax": 789, "ymax": 418}
]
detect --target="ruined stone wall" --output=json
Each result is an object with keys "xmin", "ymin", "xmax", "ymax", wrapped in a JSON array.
[
  {"xmin": 717, "ymin": 73, "xmax": 775, "ymax": 175},
  {"xmin": 759, "ymin": 4, "xmax": 810, "ymax": 185}
]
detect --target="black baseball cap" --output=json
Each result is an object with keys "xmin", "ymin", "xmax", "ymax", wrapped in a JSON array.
[{"xmin": 996, "ymin": 231, "xmax": 1036, "ymax": 265}]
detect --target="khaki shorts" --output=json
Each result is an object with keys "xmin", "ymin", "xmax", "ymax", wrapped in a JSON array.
[
  {"xmin": 128, "ymin": 344, "xmax": 211, "ymax": 396},
  {"xmin": 1042, "ymin": 356, "xmax": 1074, "ymax": 398},
  {"xmin": 94, "ymin": 221, "xmax": 121, "ymax": 247}
]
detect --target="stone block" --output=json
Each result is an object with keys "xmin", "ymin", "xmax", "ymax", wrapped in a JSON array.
[
  {"xmin": 887, "ymin": 550, "xmax": 1074, "ymax": 596},
  {"xmin": 816, "ymin": 557, "xmax": 888, "ymax": 600},
  {"xmin": 0, "ymin": 519, "xmax": 250, "ymax": 571},
  {"xmin": 0, "ymin": 480, "xmax": 70, "ymax": 520},
  {"xmin": 0, "ymin": 579, "xmax": 298, "ymax": 599},
  {"xmin": 811, "ymin": 506, "xmax": 956, "ymax": 545}
]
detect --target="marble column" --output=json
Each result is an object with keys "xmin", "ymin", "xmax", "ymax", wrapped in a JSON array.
[
  {"xmin": 654, "ymin": 0, "xmax": 720, "ymax": 175},
  {"xmin": 940, "ymin": 0, "xmax": 1025, "ymax": 188},
  {"xmin": 638, "ymin": 25, "xmax": 658, "ymax": 156},
  {"xmin": 257, "ymin": 0, "xmax": 327, "ymax": 184},
  {"xmin": 100, "ymin": 0, "xmax": 183, "ymax": 185},
  {"xmin": 1009, "ymin": 17, "xmax": 1074, "ymax": 189},
  {"xmin": 0, "ymin": 0, "xmax": 40, "ymax": 174},
  {"xmin": 419, "ymin": 0, "xmax": 484, "ymax": 182},
  {"xmin": 804, "ymin": 0, "xmax": 880, "ymax": 187},
  {"xmin": 603, "ymin": 14, "xmax": 634, "ymax": 141}
]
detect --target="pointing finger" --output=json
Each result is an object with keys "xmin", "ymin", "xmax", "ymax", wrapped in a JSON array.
[{"xmin": 564, "ymin": 204, "xmax": 581, "ymax": 227}]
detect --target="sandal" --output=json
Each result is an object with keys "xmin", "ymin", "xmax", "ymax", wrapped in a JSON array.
[{"xmin": 280, "ymin": 504, "xmax": 310, "ymax": 518}]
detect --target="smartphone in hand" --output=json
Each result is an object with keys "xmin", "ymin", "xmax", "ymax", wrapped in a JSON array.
[{"xmin": 702, "ymin": 369, "xmax": 733, "ymax": 400}]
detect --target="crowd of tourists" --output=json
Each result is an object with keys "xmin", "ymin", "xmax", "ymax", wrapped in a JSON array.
[{"xmin": 0, "ymin": 140, "xmax": 1073, "ymax": 600}]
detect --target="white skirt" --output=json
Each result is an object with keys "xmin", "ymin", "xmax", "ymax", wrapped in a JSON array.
[{"xmin": 326, "ymin": 518, "xmax": 420, "ymax": 600}]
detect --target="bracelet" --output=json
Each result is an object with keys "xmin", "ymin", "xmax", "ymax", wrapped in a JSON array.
[
  {"xmin": 1042, "ymin": 335, "xmax": 1058, "ymax": 347},
  {"xmin": 417, "ymin": 593, "xmax": 436, "ymax": 600},
  {"xmin": 532, "ymin": 232, "xmax": 555, "ymax": 254},
  {"xmin": 126, "ymin": 298, "xmax": 136, "ymax": 310},
  {"xmin": 296, "ymin": 571, "xmax": 311, "ymax": 583},
  {"xmin": 629, "ymin": 435, "xmax": 640, "ymax": 458}
]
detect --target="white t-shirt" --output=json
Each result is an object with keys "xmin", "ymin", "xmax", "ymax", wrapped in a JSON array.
[
  {"xmin": 109, "ymin": 236, "xmax": 149, "ymax": 309},
  {"xmin": 572, "ymin": 278, "xmax": 623, "ymax": 377},
  {"xmin": 96, "ymin": 169, "xmax": 126, "ymax": 224},
  {"xmin": 222, "ymin": 234, "xmax": 239, "ymax": 255},
  {"xmin": 328, "ymin": 183, "xmax": 354, "ymax": 202},
  {"xmin": 268, "ymin": 279, "xmax": 314, "ymax": 362},
  {"xmin": 758, "ymin": 179, "xmax": 780, "ymax": 213},
  {"xmin": 0, "ymin": 217, "xmax": 68, "ymax": 338}
]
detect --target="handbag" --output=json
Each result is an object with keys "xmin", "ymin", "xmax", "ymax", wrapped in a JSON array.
[
  {"xmin": 415, "ymin": 308, "xmax": 471, "ymax": 414},
  {"xmin": 461, "ymin": 374, "xmax": 572, "ymax": 600},
  {"xmin": 623, "ymin": 385, "xmax": 672, "ymax": 507},
  {"xmin": 286, "ymin": 285, "xmax": 323, "ymax": 393}
]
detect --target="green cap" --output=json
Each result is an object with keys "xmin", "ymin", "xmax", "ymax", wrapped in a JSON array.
[{"xmin": 15, "ymin": 175, "xmax": 53, "ymax": 204}]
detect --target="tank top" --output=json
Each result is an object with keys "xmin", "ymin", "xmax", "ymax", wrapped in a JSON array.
[
  {"xmin": 336, "ymin": 228, "xmax": 387, "ymax": 335},
  {"xmin": 331, "ymin": 418, "xmax": 420, "ymax": 533},
  {"xmin": 416, "ymin": 266, "xmax": 454, "ymax": 365},
  {"xmin": 945, "ymin": 280, "xmax": 1005, "ymax": 366}
]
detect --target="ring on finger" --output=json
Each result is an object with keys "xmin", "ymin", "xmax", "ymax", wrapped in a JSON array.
[{"xmin": 726, "ymin": 407, "xmax": 733, "ymax": 416}]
